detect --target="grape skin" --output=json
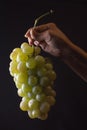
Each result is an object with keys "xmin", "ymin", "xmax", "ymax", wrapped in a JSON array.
[{"xmin": 9, "ymin": 42, "xmax": 57, "ymax": 120}]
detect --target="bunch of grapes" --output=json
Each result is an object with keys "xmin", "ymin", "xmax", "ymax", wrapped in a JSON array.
[{"xmin": 9, "ymin": 42, "xmax": 56, "ymax": 120}]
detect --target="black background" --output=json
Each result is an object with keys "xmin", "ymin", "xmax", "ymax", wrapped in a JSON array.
[{"xmin": 1, "ymin": 0, "xmax": 87, "ymax": 130}]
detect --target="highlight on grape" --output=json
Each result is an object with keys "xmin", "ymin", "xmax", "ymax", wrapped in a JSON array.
[{"xmin": 9, "ymin": 42, "xmax": 56, "ymax": 120}]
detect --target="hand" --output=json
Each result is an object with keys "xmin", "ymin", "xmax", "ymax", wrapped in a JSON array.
[
  {"xmin": 25, "ymin": 23, "xmax": 71, "ymax": 57},
  {"xmin": 25, "ymin": 23, "xmax": 87, "ymax": 82}
]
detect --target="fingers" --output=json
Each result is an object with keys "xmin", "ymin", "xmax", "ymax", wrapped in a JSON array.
[
  {"xmin": 24, "ymin": 23, "xmax": 54, "ymax": 39},
  {"xmin": 34, "ymin": 23, "xmax": 56, "ymax": 33},
  {"xmin": 25, "ymin": 28, "xmax": 39, "ymax": 45},
  {"xmin": 33, "ymin": 24, "xmax": 49, "ymax": 32},
  {"xmin": 25, "ymin": 27, "xmax": 42, "ymax": 43},
  {"xmin": 24, "ymin": 23, "xmax": 54, "ymax": 47},
  {"xmin": 25, "ymin": 23, "xmax": 49, "ymax": 38},
  {"xmin": 39, "ymin": 41, "xmax": 60, "ymax": 57},
  {"xmin": 25, "ymin": 28, "xmax": 51, "ymax": 46}
]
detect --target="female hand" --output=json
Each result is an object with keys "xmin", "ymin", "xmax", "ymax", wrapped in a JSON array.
[
  {"xmin": 25, "ymin": 23, "xmax": 71, "ymax": 57},
  {"xmin": 25, "ymin": 23, "xmax": 87, "ymax": 82}
]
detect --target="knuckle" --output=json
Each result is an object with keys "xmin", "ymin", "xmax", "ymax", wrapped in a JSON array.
[
  {"xmin": 49, "ymin": 23, "xmax": 56, "ymax": 27},
  {"xmin": 46, "ymin": 30, "xmax": 52, "ymax": 42},
  {"xmin": 30, "ymin": 28, "xmax": 37, "ymax": 39}
]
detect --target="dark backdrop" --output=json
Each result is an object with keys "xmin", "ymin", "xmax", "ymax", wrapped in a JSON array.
[{"xmin": 1, "ymin": 0, "xmax": 87, "ymax": 130}]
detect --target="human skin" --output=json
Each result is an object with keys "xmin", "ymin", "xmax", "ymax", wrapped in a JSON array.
[{"xmin": 25, "ymin": 23, "xmax": 87, "ymax": 82}]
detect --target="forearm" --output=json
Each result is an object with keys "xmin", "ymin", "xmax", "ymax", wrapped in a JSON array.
[{"xmin": 61, "ymin": 41, "xmax": 87, "ymax": 82}]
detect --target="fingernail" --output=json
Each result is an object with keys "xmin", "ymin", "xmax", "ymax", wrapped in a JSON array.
[
  {"xmin": 24, "ymin": 34, "xmax": 27, "ymax": 38},
  {"xmin": 34, "ymin": 41, "xmax": 39, "ymax": 46}
]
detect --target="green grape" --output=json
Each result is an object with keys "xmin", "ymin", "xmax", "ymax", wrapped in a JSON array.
[
  {"xmin": 44, "ymin": 86, "xmax": 56, "ymax": 97},
  {"xmin": 45, "ymin": 63, "xmax": 53, "ymax": 70},
  {"xmin": 36, "ymin": 93, "xmax": 46, "ymax": 102},
  {"xmin": 17, "ymin": 62, "xmax": 27, "ymax": 72},
  {"xmin": 17, "ymin": 88, "xmax": 25, "ymax": 97},
  {"xmin": 10, "ymin": 48, "xmax": 22, "ymax": 60},
  {"xmin": 37, "ymin": 67, "xmax": 47, "ymax": 77},
  {"xmin": 21, "ymin": 43, "xmax": 34, "ymax": 57},
  {"xmin": 40, "ymin": 76, "xmax": 49, "ymax": 86},
  {"xmin": 48, "ymin": 89, "xmax": 56, "ymax": 97},
  {"xmin": 20, "ymin": 99, "xmax": 29, "ymax": 111},
  {"xmin": 28, "ymin": 68, "xmax": 37, "ymax": 76},
  {"xmin": 21, "ymin": 42, "xmax": 29, "ymax": 49},
  {"xmin": 15, "ymin": 80, "xmax": 22, "ymax": 89},
  {"xmin": 32, "ymin": 85, "xmax": 42, "ymax": 95},
  {"xmin": 28, "ymin": 110, "xmax": 35, "ymax": 119},
  {"xmin": 35, "ymin": 55, "xmax": 45, "ymax": 66},
  {"xmin": 9, "ymin": 61, "xmax": 18, "ymax": 76},
  {"xmin": 38, "ymin": 113, "xmax": 48, "ymax": 120},
  {"xmin": 22, "ymin": 83, "xmax": 32, "ymax": 94},
  {"xmin": 28, "ymin": 75, "xmax": 38, "ymax": 86},
  {"xmin": 22, "ymin": 96, "xmax": 30, "ymax": 102},
  {"xmin": 16, "ymin": 72, "xmax": 28, "ymax": 83},
  {"xmin": 26, "ymin": 58, "xmax": 36, "ymax": 69},
  {"xmin": 13, "ymin": 74, "xmax": 17, "ymax": 81},
  {"xmin": 28, "ymin": 99, "xmax": 39, "ymax": 109},
  {"xmin": 34, "ymin": 46, "xmax": 41, "ymax": 56},
  {"xmin": 32, "ymin": 109, "xmax": 40, "ymax": 118},
  {"xmin": 47, "ymin": 70, "xmax": 56, "ymax": 80},
  {"xmin": 16, "ymin": 52, "xmax": 28, "ymax": 63},
  {"xmin": 40, "ymin": 102, "xmax": 50, "ymax": 113},
  {"xmin": 27, "ymin": 92, "xmax": 35, "ymax": 99},
  {"xmin": 9, "ymin": 39, "xmax": 57, "ymax": 120},
  {"xmin": 46, "ymin": 96, "xmax": 56, "ymax": 106},
  {"xmin": 21, "ymin": 42, "xmax": 34, "ymax": 56}
]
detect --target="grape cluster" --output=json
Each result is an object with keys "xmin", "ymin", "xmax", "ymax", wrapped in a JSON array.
[{"xmin": 9, "ymin": 42, "xmax": 56, "ymax": 120}]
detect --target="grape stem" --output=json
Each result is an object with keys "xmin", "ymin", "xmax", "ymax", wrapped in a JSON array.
[
  {"xmin": 32, "ymin": 10, "xmax": 54, "ymax": 56},
  {"xmin": 34, "ymin": 10, "xmax": 54, "ymax": 27}
]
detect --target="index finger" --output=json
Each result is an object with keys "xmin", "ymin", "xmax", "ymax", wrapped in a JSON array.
[{"xmin": 34, "ymin": 23, "xmax": 50, "ymax": 33}]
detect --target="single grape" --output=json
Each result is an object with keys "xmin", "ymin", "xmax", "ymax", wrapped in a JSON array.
[
  {"xmin": 47, "ymin": 70, "xmax": 56, "ymax": 80},
  {"xmin": 10, "ymin": 48, "xmax": 22, "ymax": 60},
  {"xmin": 21, "ymin": 42, "xmax": 29, "ymax": 48},
  {"xmin": 40, "ymin": 76, "xmax": 49, "ymax": 86},
  {"xmin": 22, "ymin": 83, "xmax": 32, "ymax": 94},
  {"xmin": 32, "ymin": 85, "xmax": 42, "ymax": 95},
  {"xmin": 17, "ymin": 88, "xmax": 25, "ymax": 97},
  {"xmin": 40, "ymin": 102, "xmax": 50, "ymax": 113},
  {"xmin": 26, "ymin": 58, "xmax": 36, "ymax": 69},
  {"xmin": 20, "ymin": 99, "xmax": 29, "ymax": 111},
  {"xmin": 46, "ymin": 96, "xmax": 56, "ymax": 106},
  {"xmin": 37, "ymin": 67, "xmax": 47, "ymax": 77},
  {"xmin": 34, "ymin": 46, "xmax": 41, "ymax": 56},
  {"xmin": 17, "ymin": 62, "xmax": 27, "ymax": 72},
  {"xmin": 32, "ymin": 109, "xmax": 40, "ymax": 118},
  {"xmin": 38, "ymin": 113, "xmax": 48, "ymax": 120},
  {"xmin": 45, "ymin": 63, "xmax": 53, "ymax": 70},
  {"xmin": 36, "ymin": 93, "xmax": 46, "ymax": 102},
  {"xmin": 16, "ymin": 52, "xmax": 28, "ymax": 63},
  {"xmin": 22, "ymin": 96, "xmax": 30, "ymax": 102},
  {"xmin": 28, "ymin": 68, "xmax": 37, "ymax": 76},
  {"xmin": 16, "ymin": 72, "xmax": 28, "ymax": 83},
  {"xmin": 48, "ymin": 89, "xmax": 56, "ymax": 97},
  {"xmin": 44, "ymin": 86, "xmax": 56, "ymax": 97},
  {"xmin": 28, "ymin": 75, "xmax": 38, "ymax": 86},
  {"xmin": 9, "ymin": 61, "xmax": 18, "ymax": 76},
  {"xmin": 27, "ymin": 92, "xmax": 35, "ymax": 99},
  {"xmin": 21, "ymin": 42, "xmax": 34, "ymax": 56},
  {"xmin": 35, "ymin": 55, "xmax": 45, "ymax": 66},
  {"xmin": 15, "ymin": 80, "xmax": 22, "ymax": 89},
  {"xmin": 28, "ymin": 99, "xmax": 39, "ymax": 109},
  {"xmin": 28, "ymin": 110, "xmax": 35, "ymax": 119}
]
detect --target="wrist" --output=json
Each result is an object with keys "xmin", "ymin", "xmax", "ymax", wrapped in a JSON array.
[{"xmin": 58, "ymin": 40, "xmax": 73, "ymax": 60}]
